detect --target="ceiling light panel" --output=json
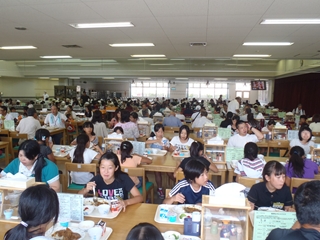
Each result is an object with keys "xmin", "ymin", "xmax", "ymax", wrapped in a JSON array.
[
  {"xmin": 0, "ymin": 46, "xmax": 37, "ymax": 50},
  {"xmin": 261, "ymin": 19, "xmax": 320, "ymax": 24},
  {"xmin": 131, "ymin": 55, "xmax": 166, "ymax": 58},
  {"xmin": 40, "ymin": 56, "xmax": 72, "ymax": 59},
  {"xmin": 70, "ymin": 22, "xmax": 134, "ymax": 28},
  {"xmin": 243, "ymin": 42, "xmax": 294, "ymax": 46},
  {"xmin": 233, "ymin": 54, "xmax": 271, "ymax": 57},
  {"xmin": 109, "ymin": 43, "xmax": 154, "ymax": 47}
]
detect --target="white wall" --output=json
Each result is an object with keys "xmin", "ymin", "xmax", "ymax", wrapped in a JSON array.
[{"xmin": 0, "ymin": 77, "xmax": 56, "ymax": 98}]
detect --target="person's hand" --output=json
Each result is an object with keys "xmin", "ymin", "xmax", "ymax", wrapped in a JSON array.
[
  {"xmin": 163, "ymin": 145, "xmax": 169, "ymax": 151},
  {"xmin": 86, "ymin": 181, "xmax": 96, "ymax": 193},
  {"xmin": 119, "ymin": 199, "xmax": 127, "ymax": 212},
  {"xmin": 246, "ymin": 123, "xmax": 252, "ymax": 130},
  {"xmin": 173, "ymin": 193, "xmax": 185, "ymax": 203}
]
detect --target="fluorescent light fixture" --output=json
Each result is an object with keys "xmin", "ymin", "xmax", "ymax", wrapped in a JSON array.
[
  {"xmin": 214, "ymin": 78, "xmax": 228, "ymax": 80},
  {"xmin": 226, "ymin": 64, "xmax": 252, "ymax": 67},
  {"xmin": 127, "ymin": 58, "xmax": 142, "ymax": 61},
  {"xmin": 109, "ymin": 43, "xmax": 154, "ymax": 47},
  {"xmin": 50, "ymin": 78, "xmax": 59, "ymax": 81},
  {"xmin": 103, "ymin": 77, "xmax": 114, "ymax": 79},
  {"xmin": 261, "ymin": 19, "xmax": 320, "ymax": 24},
  {"xmin": 243, "ymin": 42, "xmax": 293, "ymax": 46},
  {"xmin": 70, "ymin": 22, "xmax": 134, "ymax": 28},
  {"xmin": 40, "ymin": 55, "xmax": 72, "ymax": 59},
  {"xmin": 150, "ymin": 64, "xmax": 174, "ymax": 66},
  {"xmin": 138, "ymin": 77, "xmax": 151, "ymax": 80},
  {"xmin": 175, "ymin": 78, "xmax": 188, "ymax": 80},
  {"xmin": 17, "ymin": 65, "xmax": 36, "ymax": 67},
  {"xmin": 170, "ymin": 59, "xmax": 185, "ymax": 61},
  {"xmin": 140, "ymin": 58, "xmax": 167, "ymax": 60},
  {"xmin": 69, "ymin": 77, "xmax": 80, "ymax": 79},
  {"xmin": 233, "ymin": 54, "xmax": 271, "ymax": 58},
  {"xmin": 0, "ymin": 46, "xmax": 37, "ymax": 50},
  {"xmin": 38, "ymin": 77, "xmax": 50, "ymax": 79},
  {"xmin": 131, "ymin": 54, "xmax": 166, "ymax": 58}
]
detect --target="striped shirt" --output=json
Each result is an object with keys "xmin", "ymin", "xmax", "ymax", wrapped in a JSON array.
[
  {"xmin": 234, "ymin": 158, "xmax": 266, "ymax": 178},
  {"xmin": 169, "ymin": 179, "xmax": 215, "ymax": 204}
]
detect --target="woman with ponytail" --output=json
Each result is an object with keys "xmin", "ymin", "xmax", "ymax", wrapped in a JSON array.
[
  {"xmin": 285, "ymin": 146, "xmax": 319, "ymax": 191},
  {"xmin": 4, "ymin": 185, "xmax": 59, "ymax": 240},
  {"xmin": 0, "ymin": 140, "xmax": 60, "ymax": 192}
]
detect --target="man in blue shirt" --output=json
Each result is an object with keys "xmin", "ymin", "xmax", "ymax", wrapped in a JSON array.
[{"xmin": 163, "ymin": 111, "xmax": 182, "ymax": 127}]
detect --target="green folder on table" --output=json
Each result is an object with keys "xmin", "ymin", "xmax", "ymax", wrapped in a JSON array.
[{"xmin": 4, "ymin": 120, "xmax": 15, "ymax": 131}]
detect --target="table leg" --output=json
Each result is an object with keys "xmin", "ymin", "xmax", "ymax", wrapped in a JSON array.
[
  {"xmin": 62, "ymin": 130, "xmax": 66, "ymax": 145},
  {"xmin": 4, "ymin": 145, "xmax": 9, "ymax": 166},
  {"xmin": 221, "ymin": 172, "xmax": 226, "ymax": 185}
]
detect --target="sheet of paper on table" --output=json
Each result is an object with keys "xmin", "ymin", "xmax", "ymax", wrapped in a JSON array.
[
  {"xmin": 287, "ymin": 130, "xmax": 299, "ymax": 140},
  {"xmin": 225, "ymin": 147, "xmax": 244, "ymax": 162},
  {"xmin": 253, "ymin": 211, "xmax": 297, "ymax": 240},
  {"xmin": 57, "ymin": 193, "xmax": 83, "ymax": 222}
]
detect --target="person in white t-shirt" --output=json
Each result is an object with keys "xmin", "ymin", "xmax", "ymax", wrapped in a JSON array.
[
  {"xmin": 192, "ymin": 111, "xmax": 211, "ymax": 128},
  {"xmin": 44, "ymin": 105, "xmax": 67, "ymax": 144},
  {"xmin": 43, "ymin": 91, "xmax": 49, "ymax": 101},
  {"xmin": 170, "ymin": 125, "xmax": 194, "ymax": 151},
  {"xmin": 227, "ymin": 97, "xmax": 241, "ymax": 114},
  {"xmin": 69, "ymin": 134, "xmax": 103, "ymax": 185},
  {"xmin": 227, "ymin": 120, "xmax": 264, "ymax": 148},
  {"xmin": 309, "ymin": 114, "xmax": 320, "ymax": 132},
  {"xmin": 289, "ymin": 126, "xmax": 314, "ymax": 155}
]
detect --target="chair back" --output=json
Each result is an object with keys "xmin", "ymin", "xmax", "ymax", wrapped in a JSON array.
[
  {"xmin": 64, "ymin": 162, "xmax": 97, "ymax": 193},
  {"xmin": 164, "ymin": 126, "xmax": 180, "ymax": 133},
  {"xmin": 238, "ymin": 176, "xmax": 263, "ymax": 188},
  {"xmin": 313, "ymin": 132, "xmax": 320, "ymax": 136},
  {"xmin": 98, "ymin": 136, "xmax": 103, "ymax": 146},
  {"xmin": 267, "ymin": 140, "xmax": 290, "ymax": 156},
  {"xmin": 9, "ymin": 132, "xmax": 28, "ymax": 140},
  {"xmin": 0, "ymin": 137, "xmax": 14, "ymax": 162},
  {"xmin": 175, "ymin": 171, "xmax": 185, "ymax": 183},
  {"xmin": 290, "ymin": 177, "xmax": 312, "ymax": 193},
  {"xmin": 0, "ymin": 129, "xmax": 10, "ymax": 137},
  {"xmin": 121, "ymin": 167, "xmax": 146, "ymax": 202}
]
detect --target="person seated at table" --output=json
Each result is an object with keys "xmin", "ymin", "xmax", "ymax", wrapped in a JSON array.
[
  {"xmin": 79, "ymin": 152, "xmax": 143, "ymax": 211},
  {"xmin": 234, "ymin": 142, "xmax": 265, "ymax": 181},
  {"xmin": 227, "ymin": 120, "xmax": 263, "ymax": 148},
  {"xmin": 169, "ymin": 125, "xmax": 194, "ymax": 151},
  {"xmin": 64, "ymin": 105, "xmax": 77, "ymax": 120},
  {"xmin": 35, "ymin": 129, "xmax": 56, "ymax": 163},
  {"xmin": 174, "ymin": 141, "xmax": 218, "ymax": 177},
  {"xmin": 44, "ymin": 105, "xmax": 67, "ymax": 144},
  {"xmin": 192, "ymin": 110, "xmax": 211, "ymax": 129},
  {"xmin": 91, "ymin": 110, "xmax": 109, "ymax": 138},
  {"xmin": 309, "ymin": 113, "xmax": 320, "ymax": 132},
  {"xmin": 4, "ymin": 185, "xmax": 59, "ymax": 240},
  {"xmin": 261, "ymin": 119, "xmax": 276, "ymax": 132},
  {"xmin": 126, "ymin": 222, "xmax": 164, "ymax": 240},
  {"xmin": 247, "ymin": 161, "xmax": 293, "ymax": 211},
  {"xmin": 299, "ymin": 115, "xmax": 309, "ymax": 128},
  {"xmin": 163, "ymin": 111, "xmax": 182, "ymax": 127},
  {"xmin": 146, "ymin": 123, "xmax": 170, "ymax": 199},
  {"xmin": 69, "ymin": 134, "xmax": 103, "ymax": 185},
  {"xmin": 114, "ymin": 110, "xmax": 140, "ymax": 139},
  {"xmin": 229, "ymin": 115, "xmax": 240, "ymax": 133},
  {"xmin": 84, "ymin": 104, "xmax": 93, "ymax": 120},
  {"xmin": 266, "ymin": 180, "xmax": 320, "ymax": 240},
  {"xmin": 108, "ymin": 108, "xmax": 121, "ymax": 129},
  {"xmin": 285, "ymin": 146, "xmax": 318, "ymax": 192},
  {"xmin": 71, "ymin": 121, "xmax": 99, "ymax": 146},
  {"xmin": 0, "ymin": 140, "xmax": 60, "ymax": 192},
  {"xmin": 247, "ymin": 113, "xmax": 261, "ymax": 131},
  {"xmin": 220, "ymin": 111, "xmax": 233, "ymax": 128},
  {"xmin": 163, "ymin": 159, "xmax": 215, "ymax": 205},
  {"xmin": 16, "ymin": 107, "xmax": 41, "ymax": 141},
  {"xmin": 290, "ymin": 126, "xmax": 314, "ymax": 155},
  {"xmin": 118, "ymin": 141, "xmax": 152, "ymax": 188},
  {"xmin": 130, "ymin": 112, "xmax": 139, "ymax": 124}
]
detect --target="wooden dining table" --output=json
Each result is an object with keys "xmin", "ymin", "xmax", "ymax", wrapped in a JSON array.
[{"xmin": 0, "ymin": 203, "xmax": 183, "ymax": 240}]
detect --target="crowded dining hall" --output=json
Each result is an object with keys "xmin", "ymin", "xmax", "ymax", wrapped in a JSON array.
[{"xmin": 2, "ymin": 1, "xmax": 320, "ymax": 239}]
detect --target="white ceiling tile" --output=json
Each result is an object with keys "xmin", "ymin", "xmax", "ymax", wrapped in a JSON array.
[
  {"xmin": 156, "ymin": 16, "xmax": 207, "ymax": 29},
  {"xmin": 145, "ymin": 0, "xmax": 209, "ymax": 17},
  {"xmin": 207, "ymin": 15, "xmax": 262, "ymax": 29}
]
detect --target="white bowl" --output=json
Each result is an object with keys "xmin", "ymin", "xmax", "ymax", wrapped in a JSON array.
[
  {"xmin": 79, "ymin": 220, "xmax": 95, "ymax": 232},
  {"xmin": 162, "ymin": 231, "xmax": 181, "ymax": 240},
  {"xmin": 98, "ymin": 204, "xmax": 110, "ymax": 215},
  {"xmin": 83, "ymin": 205, "xmax": 95, "ymax": 216},
  {"xmin": 178, "ymin": 213, "xmax": 192, "ymax": 223}
]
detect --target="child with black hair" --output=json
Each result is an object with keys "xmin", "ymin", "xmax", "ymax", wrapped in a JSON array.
[
  {"xmin": 247, "ymin": 161, "xmax": 293, "ymax": 211},
  {"xmin": 174, "ymin": 141, "xmax": 218, "ymax": 177},
  {"xmin": 114, "ymin": 126, "xmax": 124, "ymax": 134},
  {"xmin": 69, "ymin": 134, "xmax": 103, "ymax": 185},
  {"xmin": 79, "ymin": 152, "xmax": 143, "ymax": 211},
  {"xmin": 118, "ymin": 141, "xmax": 151, "ymax": 188},
  {"xmin": 285, "ymin": 146, "xmax": 318, "ymax": 191},
  {"xmin": 163, "ymin": 159, "xmax": 215, "ymax": 205},
  {"xmin": 35, "ymin": 128, "xmax": 56, "ymax": 163},
  {"xmin": 235, "ymin": 142, "xmax": 265, "ymax": 180}
]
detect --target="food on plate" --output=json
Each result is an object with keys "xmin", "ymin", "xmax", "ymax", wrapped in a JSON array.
[
  {"xmin": 83, "ymin": 207, "xmax": 89, "ymax": 211},
  {"xmin": 184, "ymin": 207, "xmax": 201, "ymax": 213},
  {"xmin": 85, "ymin": 198, "xmax": 109, "ymax": 206},
  {"xmin": 51, "ymin": 227, "xmax": 81, "ymax": 240}
]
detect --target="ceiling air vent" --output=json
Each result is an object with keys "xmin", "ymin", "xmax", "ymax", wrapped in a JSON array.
[
  {"xmin": 62, "ymin": 45, "xmax": 82, "ymax": 48},
  {"xmin": 190, "ymin": 42, "xmax": 207, "ymax": 47}
]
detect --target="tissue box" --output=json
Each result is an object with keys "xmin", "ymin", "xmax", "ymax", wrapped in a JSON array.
[{"xmin": 0, "ymin": 177, "xmax": 35, "ymax": 189}]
